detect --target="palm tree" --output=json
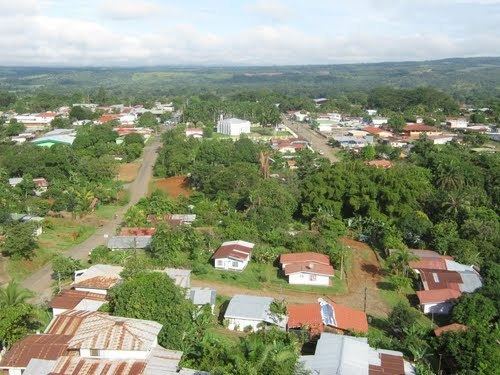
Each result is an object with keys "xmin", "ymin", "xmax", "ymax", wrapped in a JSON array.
[
  {"xmin": 387, "ymin": 248, "xmax": 418, "ymax": 277},
  {"xmin": 0, "ymin": 280, "xmax": 33, "ymax": 307}
]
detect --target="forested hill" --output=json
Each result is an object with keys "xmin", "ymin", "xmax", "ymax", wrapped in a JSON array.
[{"xmin": 0, "ymin": 57, "xmax": 499, "ymax": 102}]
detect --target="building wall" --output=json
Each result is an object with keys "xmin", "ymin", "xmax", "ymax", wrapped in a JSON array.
[
  {"xmin": 1, "ymin": 366, "xmax": 24, "ymax": 375},
  {"xmin": 227, "ymin": 318, "xmax": 263, "ymax": 331},
  {"xmin": 217, "ymin": 120, "xmax": 251, "ymax": 136},
  {"xmin": 422, "ymin": 301, "xmax": 454, "ymax": 314},
  {"xmin": 52, "ymin": 307, "xmax": 68, "ymax": 316},
  {"xmin": 214, "ymin": 258, "xmax": 249, "ymax": 271},
  {"xmin": 288, "ymin": 273, "xmax": 330, "ymax": 286}
]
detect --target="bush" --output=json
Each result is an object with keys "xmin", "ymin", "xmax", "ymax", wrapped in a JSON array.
[{"xmin": 52, "ymin": 255, "xmax": 84, "ymax": 280}]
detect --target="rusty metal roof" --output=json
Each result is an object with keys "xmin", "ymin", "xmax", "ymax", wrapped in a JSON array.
[
  {"xmin": 48, "ymin": 356, "xmax": 146, "ymax": 375},
  {"xmin": 0, "ymin": 334, "xmax": 71, "ymax": 368},
  {"xmin": 50, "ymin": 290, "xmax": 107, "ymax": 310}
]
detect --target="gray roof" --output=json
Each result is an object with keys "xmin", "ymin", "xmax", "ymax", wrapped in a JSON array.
[
  {"xmin": 107, "ymin": 235, "xmax": 152, "ymax": 249},
  {"xmin": 300, "ymin": 333, "xmax": 407, "ymax": 375},
  {"xmin": 224, "ymin": 294, "xmax": 286, "ymax": 327},
  {"xmin": 32, "ymin": 134, "xmax": 76, "ymax": 145},
  {"xmin": 164, "ymin": 268, "xmax": 191, "ymax": 289},
  {"xmin": 43, "ymin": 128, "xmax": 76, "ymax": 137},
  {"xmin": 144, "ymin": 346, "xmax": 182, "ymax": 375},
  {"xmin": 10, "ymin": 213, "xmax": 44, "ymax": 223},
  {"xmin": 24, "ymin": 359, "xmax": 57, "ymax": 375},
  {"xmin": 458, "ymin": 271, "xmax": 483, "ymax": 293},
  {"xmin": 170, "ymin": 214, "xmax": 197, "ymax": 223},
  {"xmin": 189, "ymin": 287, "xmax": 216, "ymax": 306},
  {"xmin": 8, "ymin": 177, "xmax": 23, "ymax": 186}
]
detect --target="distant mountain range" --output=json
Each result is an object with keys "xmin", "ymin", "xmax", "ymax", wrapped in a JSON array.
[{"xmin": 0, "ymin": 57, "xmax": 499, "ymax": 101}]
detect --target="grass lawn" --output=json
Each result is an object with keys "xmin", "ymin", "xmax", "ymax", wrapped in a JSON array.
[
  {"xmin": 194, "ymin": 262, "xmax": 348, "ymax": 295},
  {"xmin": 6, "ymin": 218, "xmax": 96, "ymax": 281},
  {"xmin": 94, "ymin": 204, "xmax": 122, "ymax": 220}
]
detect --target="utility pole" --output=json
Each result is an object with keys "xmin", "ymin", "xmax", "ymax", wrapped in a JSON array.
[{"xmin": 363, "ymin": 286, "xmax": 368, "ymax": 312}]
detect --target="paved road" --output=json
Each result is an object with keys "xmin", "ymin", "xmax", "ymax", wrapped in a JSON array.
[
  {"xmin": 22, "ymin": 137, "xmax": 162, "ymax": 303},
  {"xmin": 283, "ymin": 117, "xmax": 339, "ymax": 162}
]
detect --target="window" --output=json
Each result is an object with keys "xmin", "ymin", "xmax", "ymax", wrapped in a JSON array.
[
  {"xmin": 216, "ymin": 260, "xmax": 224, "ymax": 267},
  {"xmin": 232, "ymin": 261, "xmax": 239, "ymax": 268},
  {"xmin": 90, "ymin": 349, "xmax": 100, "ymax": 357},
  {"xmin": 310, "ymin": 274, "xmax": 317, "ymax": 281}
]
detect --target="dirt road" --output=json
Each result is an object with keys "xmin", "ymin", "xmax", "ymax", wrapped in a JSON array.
[
  {"xmin": 22, "ymin": 137, "xmax": 162, "ymax": 303},
  {"xmin": 283, "ymin": 117, "xmax": 339, "ymax": 163}
]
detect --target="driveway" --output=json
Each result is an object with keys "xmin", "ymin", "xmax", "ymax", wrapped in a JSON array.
[{"xmin": 22, "ymin": 137, "xmax": 162, "ymax": 303}]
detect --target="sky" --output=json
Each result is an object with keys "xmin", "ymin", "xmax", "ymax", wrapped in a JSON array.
[{"xmin": 0, "ymin": 0, "xmax": 499, "ymax": 66}]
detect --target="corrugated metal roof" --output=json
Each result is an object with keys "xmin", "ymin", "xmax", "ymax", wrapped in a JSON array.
[
  {"xmin": 189, "ymin": 287, "xmax": 216, "ymax": 306},
  {"xmin": 0, "ymin": 334, "xmax": 71, "ymax": 367},
  {"xmin": 224, "ymin": 294, "xmax": 286, "ymax": 327},
  {"xmin": 107, "ymin": 235, "xmax": 152, "ymax": 249},
  {"xmin": 164, "ymin": 268, "xmax": 191, "ymax": 289},
  {"xmin": 49, "ymin": 356, "xmax": 146, "ymax": 375},
  {"xmin": 50, "ymin": 290, "xmax": 106, "ymax": 310},
  {"xmin": 68, "ymin": 313, "xmax": 162, "ymax": 351},
  {"xmin": 24, "ymin": 359, "xmax": 57, "ymax": 375}
]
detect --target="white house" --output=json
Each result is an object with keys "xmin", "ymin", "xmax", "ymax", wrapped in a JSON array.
[
  {"xmin": 446, "ymin": 117, "xmax": 468, "ymax": 129},
  {"xmin": 293, "ymin": 111, "xmax": 309, "ymax": 122},
  {"xmin": 217, "ymin": 117, "xmax": 251, "ymax": 136},
  {"xmin": 372, "ymin": 116, "xmax": 388, "ymax": 126},
  {"xmin": 72, "ymin": 264, "xmax": 123, "ymax": 295},
  {"xmin": 224, "ymin": 294, "xmax": 286, "ymax": 331},
  {"xmin": 50, "ymin": 289, "xmax": 107, "ymax": 316},
  {"xmin": 279, "ymin": 252, "xmax": 334, "ymax": 286},
  {"xmin": 189, "ymin": 287, "xmax": 217, "ymax": 313},
  {"xmin": 212, "ymin": 240, "xmax": 254, "ymax": 271},
  {"xmin": 366, "ymin": 109, "xmax": 378, "ymax": 116},
  {"xmin": 186, "ymin": 128, "xmax": 204, "ymax": 138}
]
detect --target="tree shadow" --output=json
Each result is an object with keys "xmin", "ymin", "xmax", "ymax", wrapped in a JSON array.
[
  {"xmin": 361, "ymin": 263, "xmax": 382, "ymax": 277},
  {"xmin": 376, "ymin": 281, "xmax": 395, "ymax": 291},
  {"xmin": 218, "ymin": 299, "xmax": 230, "ymax": 324},
  {"xmin": 369, "ymin": 315, "xmax": 391, "ymax": 332}
]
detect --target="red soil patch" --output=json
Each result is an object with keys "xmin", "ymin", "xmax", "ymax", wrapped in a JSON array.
[{"xmin": 154, "ymin": 176, "xmax": 192, "ymax": 198}]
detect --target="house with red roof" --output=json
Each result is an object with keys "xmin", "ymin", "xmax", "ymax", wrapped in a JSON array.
[
  {"xmin": 212, "ymin": 240, "xmax": 254, "ymax": 271},
  {"xmin": 279, "ymin": 252, "xmax": 334, "ymax": 286},
  {"xmin": 409, "ymin": 249, "xmax": 482, "ymax": 314},
  {"xmin": 287, "ymin": 299, "xmax": 368, "ymax": 336},
  {"xmin": 363, "ymin": 126, "xmax": 393, "ymax": 138},
  {"xmin": 403, "ymin": 124, "xmax": 442, "ymax": 137}
]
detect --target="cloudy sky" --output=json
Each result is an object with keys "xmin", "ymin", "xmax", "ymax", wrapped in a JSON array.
[{"xmin": 1, "ymin": 0, "xmax": 499, "ymax": 66}]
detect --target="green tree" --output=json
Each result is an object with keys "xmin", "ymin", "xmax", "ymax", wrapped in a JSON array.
[
  {"xmin": 52, "ymin": 255, "xmax": 84, "ymax": 281},
  {"xmin": 137, "ymin": 112, "xmax": 158, "ymax": 128},
  {"xmin": 0, "ymin": 281, "xmax": 33, "ymax": 307},
  {"xmin": 0, "ymin": 303, "xmax": 41, "ymax": 347},
  {"xmin": 108, "ymin": 272, "xmax": 197, "ymax": 350},
  {"xmin": 452, "ymin": 293, "xmax": 498, "ymax": 327},
  {"xmin": 387, "ymin": 114, "xmax": 406, "ymax": 133},
  {"xmin": 387, "ymin": 303, "xmax": 419, "ymax": 337},
  {"xmin": 51, "ymin": 116, "xmax": 72, "ymax": 129},
  {"xmin": 361, "ymin": 144, "xmax": 376, "ymax": 161},
  {"xmin": 5, "ymin": 119, "xmax": 25, "ymax": 136},
  {"xmin": 1, "ymin": 222, "xmax": 38, "ymax": 259}
]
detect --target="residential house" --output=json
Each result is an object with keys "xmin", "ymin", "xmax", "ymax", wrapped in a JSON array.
[
  {"xmin": 287, "ymin": 303, "xmax": 324, "ymax": 336},
  {"xmin": 2, "ymin": 310, "xmax": 205, "ymax": 375},
  {"xmin": 189, "ymin": 287, "xmax": 217, "ymax": 313},
  {"xmin": 271, "ymin": 139, "xmax": 308, "ymax": 154},
  {"xmin": 279, "ymin": 252, "xmax": 334, "ymax": 286},
  {"xmin": 313, "ymin": 98, "xmax": 328, "ymax": 106},
  {"xmin": 72, "ymin": 264, "xmax": 123, "ymax": 295},
  {"xmin": 9, "ymin": 214, "xmax": 44, "ymax": 236},
  {"xmin": 217, "ymin": 117, "xmax": 251, "ymax": 136},
  {"xmin": 8, "ymin": 177, "xmax": 48, "ymax": 196},
  {"xmin": 300, "ymin": 333, "xmax": 414, "ymax": 375},
  {"xmin": 366, "ymin": 109, "xmax": 377, "ymax": 116},
  {"xmin": 316, "ymin": 119, "xmax": 338, "ymax": 133},
  {"xmin": 107, "ymin": 235, "xmax": 152, "ymax": 251},
  {"xmin": 427, "ymin": 134, "xmax": 455, "ymax": 145},
  {"xmin": 224, "ymin": 294, "xmax": 286, "ymax": 331},
  {"xmin": 14, "ymin": 113, "xmax": 55, "ymax": 132},
  {"xmin": 332, "ymin": 135, "xmax": 374, "ymax": 149},
  {"xmin": 212, "ymin": 240, "xmax": 254, "ymax": 271},
  {"xmin": 119, "ymin": 227, "xmax": 156, "ymax": 236},
  {"xmin": 372, "ymin": 116, "xmax": 388, "ymax": 126},
  {"xmin": 446, "ymin": 117, "xmax": 468, "ymax": 129},
  {"xmin": 186, "ymin": 128, "xmax": 204, "ymax": 138},
  {"xmin": 50, "ymin": 289, "xmax": 107, "ymax": 316},
  {"xmin": 0, "ymin": 334, "xmax": 71, "ymax": 375},
  {"xmin": 363, "ymin": 126, "xmax": 393, "ymax": 139},
  {"xmin": 403, "ymin": 124, "xmax": 441, "ymax": 138},
  {"xmin": 409, "ymin": 249, "xmax": 482, "ymax": 314},
  {"xmin": 293, "ymin": 111, "xmax": 310, "ymax": 122},
  {"xmin": 147, "ymin": 214, "xmax": 196, "ymax": 226}
]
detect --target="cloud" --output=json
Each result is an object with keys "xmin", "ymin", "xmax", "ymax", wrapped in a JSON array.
[
  {"xmin": 100, "ymin": 0, "xmax": 164, "ymax": 20},
  {"xmin": 247, "ymin": 0, "xmax": 292, "ymax": 21}
]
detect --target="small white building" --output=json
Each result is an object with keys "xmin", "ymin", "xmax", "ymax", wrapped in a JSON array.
[
  {"xmin": 224, "ymin": 294, "xmax": 286, "ymax": 331},
  {"xmin": 366, "ymin": 109, "xmax": 378, "ymax": 116},
  {"xmin": 212, "ymin": 240, "xmax": 254, "ymax": 271},
  {"xmin": 189, "ymin": 287, "xmax": 217, "ymax": 313},
  {"xmin": 372, "ymin": 116, "xmax": 388, "ymax": 126},
  {"xmin": 446, "ymin": 117, "xmax": 468, "ymax": 129},
  {"xmin": 293, "ymin": 111, "xmax": 309, "ymax": 122},
  {"xmin": 217, "ymin": 117, "xmax": 251, "ymax": 136}
]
